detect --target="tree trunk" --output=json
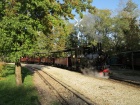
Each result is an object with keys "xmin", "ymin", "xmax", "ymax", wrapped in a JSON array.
[{"xmin": 15, "ymin": 62, "xmax": 22, "ymax": 86}]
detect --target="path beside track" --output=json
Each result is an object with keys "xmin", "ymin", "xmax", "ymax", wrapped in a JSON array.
[{"xmin": 22, "ymin": 64, "xmax": 140, "ymax": 105}]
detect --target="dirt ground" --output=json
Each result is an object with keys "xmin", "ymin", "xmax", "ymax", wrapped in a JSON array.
[
  {"xmin": 33, "ymin": 71, "xmax": 61, "ymax": 105},
  {"xmin": 26, "ymin": 64, "xmax": 140, "ymax": 105}
]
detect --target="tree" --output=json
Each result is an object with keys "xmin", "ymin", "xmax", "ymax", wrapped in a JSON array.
[
  {"xmin": 122, "ymin": 0, "xmax": 140, "ymax": 51},
  {"xmin": 113, "ymin": 0, "xmax": 140, "ymax": 52},
  {"xmin": 80, "ymin": 9, "xmax": 113, "ymax": 51},
  {"xmin": 110, "ymin": 16, "xmax": 130, "ymax": 53},
  {"xmin": 66, "ymin": 26, "xmax": 79, "ymax": 48},
  {"xmin": 106, "ymin": 0, "xmax": 140, "ymax": 54},
  {"xmin": 0, "ymin": 16, "xmax": 41, "ymax": 86},
  {"xmin": 0, "ymin": 0, "xmax": 95, "ymax": 85}
]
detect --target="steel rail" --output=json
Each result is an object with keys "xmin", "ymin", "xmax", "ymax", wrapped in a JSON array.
[
  {"xmin": 30, "ymin": 66, "xmax": 97, "ymax": 105},
  {"xmin": 41, "ymin": 70, "xmax": 96, "ymax": 105},
  {"xmin": 27, "ymin": 66, "xmax": 69, "ymax": 105}
]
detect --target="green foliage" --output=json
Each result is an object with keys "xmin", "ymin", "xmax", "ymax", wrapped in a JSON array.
[
  {"xmin": 0, "ymin": 0, "xmax": 95, "ymax": 62},
  {"xmin": 0, "ymin": 65, "xmax": 15, "ymax": 77},
  {"xmin": 66, "ymin": 29, "xmax": 79, "ymax": 48},
  {"xmin": 0, "ymin": 15, "xmax": 42, "ymax": 62},
  {"xmin": 112, "ymin": 0, "xmax": 140, "ymax": 52},
  {"xmin": 80, "ymin": 9, "xmax": 113, "ymax": 50},
  {"xmin": 0, "ymin": 64, "xmax": 38, "ymax": 105},
  {"xmin": 76, "ymin": 0, "xmax": 140, "ymax": 54},
  {"xmin": 123, "ymin": 18, "xmax": 140, "ymax": 51}
]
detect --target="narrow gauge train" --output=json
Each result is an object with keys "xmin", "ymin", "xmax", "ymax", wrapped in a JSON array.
[
  {"xmin": 20, "ymin": 43, "xmax": 110, "ymax": 78},
  {"xmin": 108, "ymin": 50, "xmax": 140, "ymax": 70}
]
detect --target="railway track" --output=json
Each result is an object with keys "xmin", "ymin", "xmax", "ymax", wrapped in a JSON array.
[
  {"xmin": 27, "ymin": 66, "xmax": 97, "ymax": 105},
  {"xmin": 109, "ymin": 75, "xmax": 140, "ymax": 86}
]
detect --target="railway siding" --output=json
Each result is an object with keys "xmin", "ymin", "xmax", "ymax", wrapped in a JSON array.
[
  {"xmin": 23, "ymin": 64, "xmax": 140, "ymax": 105},
  {"xmin": 110, "ymin": 69, "xmax": 140, "ymax": 85}
]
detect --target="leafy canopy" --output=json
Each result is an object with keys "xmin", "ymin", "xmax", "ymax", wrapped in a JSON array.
[{"xmin": 0, "ymin": 0, "xmax": 95, "ymax": 62}]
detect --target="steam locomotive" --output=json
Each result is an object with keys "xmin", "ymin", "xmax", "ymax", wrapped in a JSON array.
[{"xmin": 20, "ymin": 43, "xmax": 110, "ymax": 78}]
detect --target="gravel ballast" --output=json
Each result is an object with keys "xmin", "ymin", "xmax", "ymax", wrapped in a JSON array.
[{"xmin": 24, "ymin": 64, "xmax": 140, "ymax": 105}]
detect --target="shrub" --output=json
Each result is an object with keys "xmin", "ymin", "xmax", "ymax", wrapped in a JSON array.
[
  {"xmin": 0, "ymin": 62, "xmax": 6, "ymax": 77},
  {"xmin": 0, "ymin": 63, "xmax": 15, "ymax": 77}
]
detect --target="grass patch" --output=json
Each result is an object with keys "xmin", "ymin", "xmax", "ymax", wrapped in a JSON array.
[{"xmin": 0, "ymin": 64, "xmax": 39, "ymax": 105}]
